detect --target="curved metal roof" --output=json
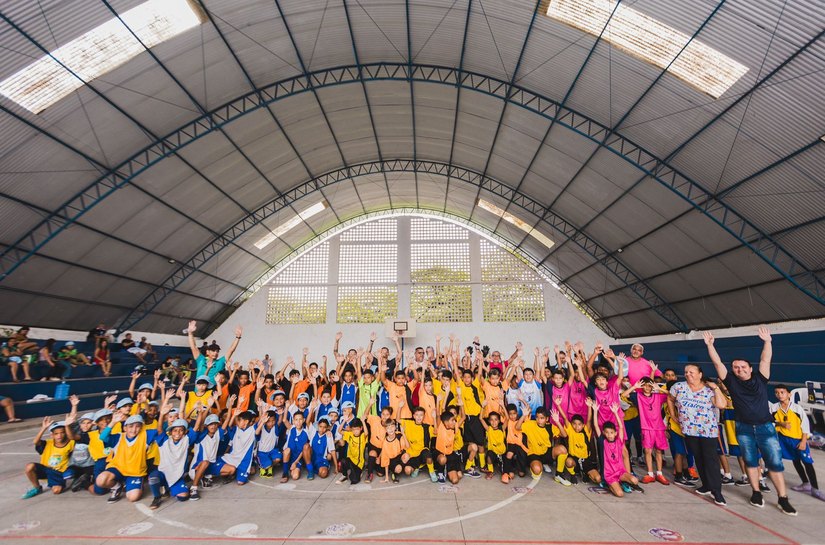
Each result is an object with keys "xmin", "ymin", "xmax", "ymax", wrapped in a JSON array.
[{"xmin": 1, "ymin": 0, "xmax": 823, "ymax": 338}]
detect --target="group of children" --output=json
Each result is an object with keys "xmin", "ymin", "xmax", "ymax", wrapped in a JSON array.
[{"xmin": 20, "ymin": 331, "xmax": 822, "ymax": 508}]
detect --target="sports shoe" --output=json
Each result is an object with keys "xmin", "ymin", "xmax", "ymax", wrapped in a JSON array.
[
  {"xmin": 630, "ymin": 482, "xmax": 645, "ymax": 494},
  {"xmin": 531, "ymin": 471, "xmax": 542, "ymax": 480},
  {"xmin": 641, "ymin": 475, "xmax": 656, "ymax": 484},
  {"xmin": 189, "ymin": 488, "xmax": 200, "ymax": 501},
  {"xmin": 391, "ymin": 473, "xmax": 399, "ymax": 483},
  {"xmin": 569, "ymin": 473, "xmax": 578, "ymax": 484},
  {"xmin": 467, "ymin": 467, "xmax": 482, "ymax": 479},
  {"xmin": 411, "ymin": 468, "xmax": 419, "ymax": 478},
  {"xmin": 749, "ymin": 491, "xmax": 764, "ymax": 508},
  {"xmin": 655, "ymin": 474, "xmax": 670, "ymax": 485},
  {"xmin": 260, "ymin": 468, "xmax": 269, "ymax": 477},
  {"xmin": 202, "ymin": 475, "xmax": 213, "ymax": 488},
  {"xmin": 620, "ymin": 482, "xmax": 633, "ymax": 493},
  {"xmin": 150, "ymin": 496, "xmax": 163, "ymax": 510},
  {"xmin": 791, "ymin": 482, "xmax": 812, "ymax": 493},
  {"xmin": 720, "ymin": 475, "xmax": 735, "ymax": 485},
  {"xmin": 71, "ymin": 473, "xmax": 91, "ymax": 492},
  {"xmin": 674, "ymin": 475, "xmax": 695, "ymax": 487},
  {"xmin": 713, "ymin": 492, "xmax": 727, "ymax": 505},
  {"xmin": 759, "ymin": 480, "xmax": 771, "ymax": 493},
  {"xmin": 365, "ymin": 472, "xmax": 373, "ymax": 483},
  {"xmin": 695, "ymin": 487, "xmax": 712, "ymax": 496},
  {"xmin": 542, "ymin": 464, "xmax": 553, "ymax": 474},
  {"xmin": 307, "ymin": 472, "xmax": 315, "ymax": 481},
  {"xmin": 777, "ymin": 496, "xmax": 797, "ymax": 516},
  {"xmin": 501, "ymin": 473, "xmax": 510, "ymax": 484},
  {"xmin": 437, "ymin": 473, "xmax": 446, "ymax": 484},
  {"xmin": 21, "ymin": 486, "xmax": 42, "ymax": 500},
  {"xmin": 734, "ymin": 476, "xmax": 749, "ymax": 487},
  {"xmin": 687, "ymin": 467, "xmax": 699, "ymax": 480},
  {"xmin": 554, "ymin": 475, "xmax": 572, "ymax": 486},
  {"xmin": 811, "ymin": 488, "xmax": 825, "ymax": 502},
  {"xmin": 430, "ymin": 472, "xmax": 438, "ymax": 483},
  {"xmin": 108, "ymin": 484, "xmax": 123, "ymax": 504}
]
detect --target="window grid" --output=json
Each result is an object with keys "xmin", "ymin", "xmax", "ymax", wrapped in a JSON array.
[
  {"xmin": 266, "ymin": 286, "xmax": 327, "ymax": 324},
  {"xmin": 340, "ymin": 218, "xmax": 397, "ymax": 241},
  {"xmin": 411, "ymin": 217, "xmax": 469, "ymax": 240},
  {"xmin": 411, "ymin": 284, "xmax": 472, "ymax": 323},
  {"xmin": 271, "ymin": 242, "xmax": 329, "ymax": 284},
  {"xmin": 482, "ymin": 284, "xmax": 545, "ymax": 322},
  {"xmin": 339, "ymin": 244, "xmax": 398, "ymax": 283},
  {"xmin": 480, "ymin": 239, "xmax": 541, "ymax": 283},
  {"xmin": 337, "ymin": 286, "xmax": 398, "ymax": 323},
  {"xmin": 410, "ymin": 242, "xmax": 470, "ymax": 282}
]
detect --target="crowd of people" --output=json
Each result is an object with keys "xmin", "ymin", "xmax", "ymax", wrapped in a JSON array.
[{"xmin": 18, "ymin": 322, "xmax": 821, "ymax": 516}]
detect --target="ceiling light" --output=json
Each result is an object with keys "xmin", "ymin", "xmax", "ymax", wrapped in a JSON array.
[
  {"xmin": 477, "ymin": 199, "xmax": 555, "ymax": 249},
  {"xmin": 546, "ymin": 0, "xmax": 748, "ymax": 98},
  {"xmin": 254, "ymin": 201, "xmax": 328, "ymax": 250},
  {"xmin": 0, "ymin": 0, "xmax": 204, "ymax": 114}
]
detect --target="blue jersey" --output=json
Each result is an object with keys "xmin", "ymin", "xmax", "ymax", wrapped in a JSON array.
[
  {"xmin": 311, "ymin": 432, "xmax": 334, "ymax": 461},
  {"xmin": 285, "ymin": 427, "xmax": 310, "ymax": 452},
  {"xmin": 340, "ymin": 382, "xmax": 357, "ymax": 406},
  {"xmin": 317, "ymin": 403, "xmax": 334, "ymax": 420}
]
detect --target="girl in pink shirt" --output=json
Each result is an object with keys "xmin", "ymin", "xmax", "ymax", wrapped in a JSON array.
[{"xmin": 590, "ymin": 400, "xmax": 641, "ymax": 497}]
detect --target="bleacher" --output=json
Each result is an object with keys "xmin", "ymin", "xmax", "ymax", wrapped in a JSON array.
[{"xmin": 0, "ymin": 340, "xmax": 193, "ymax": 420}]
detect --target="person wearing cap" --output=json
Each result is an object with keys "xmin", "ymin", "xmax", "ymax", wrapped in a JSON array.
[
  {"xmin": 214, "ymin": 395, "xmax": 257, "ymax": 485},
  {"xmin": 255, "ymin": 401, "xmax": 283, "ymax": 478},
  {"xmin": 22, "ymin": 416, "xmax": 75, "ymax": 499},
  {"xmin": 96, "ymin": 412, "xmax": 157, "ymax": 504},
  {"xmin": 289, "ymin": 392, "xmax": 312, "ymax": 424},
  {"xmin": 187, "ymin": 320, "xmax": 243, "ymax": 381},
  {"xmin": 108, "ymin": 397, "xmax": 135, "ymax": 435},
  {"xmin": 66, "ymin": 407, "xmax": 113, "ymax": 495},
  {"xmin": 308, "ymin": 416, "xmax": 337, "ymax": 480},
  {"xmin": 128, "ymin": 371, "xmax": 160, "ymax": 417},
  {"xmin": 62, "ymin": 395, "xmax": 96, "ymax": 492},
  {"xmin": 185, "ymin": 375, "xmax": 215, "ymax": 420},
  {"xmin": 57, "ymin": 341, "xmax": 91, "ymax": 367},
  {"xmin": 148, "ymin": 401, "xmax": 200, "ymax": 509},
  {"xmin": 190, "ymin": 409, "xmax": 228, "ymax": 497}
]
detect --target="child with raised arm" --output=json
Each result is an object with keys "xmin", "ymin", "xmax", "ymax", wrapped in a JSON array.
[
  {"xmin": 256, "ymin": 401, "xmax": 282, "ymax": 478},
  {"xmin": 336, "ymin": 418, "xmax": 368, "ymax": 485},
  {"xmin": 215, "ymin": 397, "xmax": 257, "ymax": 486},
  {"xmin": 503, "ymin": 400, "xmax": 529, "ymax": 482},
  {"xmin": 592, "ymin": 400, "xmax": 642, "ymax": 497},
  {"xmin": 280, "ymin": 404, "xmax": 313, "ymax": 483},
  {"xmin": 401, "ymin": 406, "xmax": 436, "ymax": 481},
  {"xmin": 22, "ymin": 417, "xmax": 75, "ymax": 499},
  {"xmin": 557, "ymin": 397, "xmax": 600, "ymax": 484},
  {"xmin": 380, "ymin": 420, "xmax": 409, "ymax": 483},
  {"xmin": 480, "ymin": 410, "xmax": 506, "ymax": 480},
  {"xmin": 148, "ymin": 398, "xmax": 202, "ymax": 509},
  {"xmin": 309, "ymin": 416, "xmax": 337, "ymax": 480},
  {"xmin": 624, "ymin": 376, "xmax": 670, "ymax": 485},
  {"xmin": 434, "ymin": 393, "xmax": 465, "ymax": 485},
  {"xmin": 96, "ymin": 411, "xmax": 156, "ymax": 503}
]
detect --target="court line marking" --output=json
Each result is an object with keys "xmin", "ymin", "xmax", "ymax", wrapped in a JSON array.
[
  {"xmin": 135, "ymin": 503, "xmax": 223, "ymax": 535},
  {"xmin": 247, "ymin": 475, "xmax": 429, "ymax": 494}
]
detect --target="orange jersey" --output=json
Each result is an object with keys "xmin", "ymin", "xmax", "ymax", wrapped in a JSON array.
[
  {"xmin": 366, "ymin": 415, "xmax": 385, "ymax": 448},
  {"xmin": 435, "ymin": 423, "xmax": 455, "ymax": 454},
  {"xmin": 379, "ymin": 437, "xmax": 404, "ymax": 466}
]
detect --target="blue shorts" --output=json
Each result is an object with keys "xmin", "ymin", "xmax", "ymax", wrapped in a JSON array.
[
  {"xmin": 158, "ymin": 473, "xmax": 188, "ymax": 497},
  {"xmin": 736, "ymin": 422, "xmax": 784, "ymax": 473},
  {"xmin": 34, "ymin": 464, "xmax": 72, "ymax": 487},
  {"xmin": 257, "ymin": 449, "xmax": 283, "ymax": 468},
  {"xmin": 668, "ymin": 432, "xmax": 687, "ymax": 457},
  {"xmin": 105, "ymin": 467, "xmax": 144, "ymax": 492},
  {"xmin": 213, "ymin": 457, "xmax": 253, "ymax": 484},
  {"xmin": 778, "ymin": 435, "xmax": 814, "ymax": 464},
  {"xmin": 312, "ymin": 457, "xmax": 331, "ymax": 469}
]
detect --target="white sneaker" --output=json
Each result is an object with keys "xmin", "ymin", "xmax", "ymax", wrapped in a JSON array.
[
  {"xmin": 542, "ymin": 464, "xmax": 553, "ymax": 474},
  {"xmin": 554, "ymin": 475, "xmax": 572, "ymax": 487}
]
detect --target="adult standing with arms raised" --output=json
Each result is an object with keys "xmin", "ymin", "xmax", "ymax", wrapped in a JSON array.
[
  {"xmin": 668, "ymin": 363, "xmax": 728, "ymax": 506},
  {"xmin": 704, "ymin": 327, "xmax": 797, "ymax": 515},
  {"xmin": 187, "ymin": 321, "xmax": 242, "ymax": 382}
]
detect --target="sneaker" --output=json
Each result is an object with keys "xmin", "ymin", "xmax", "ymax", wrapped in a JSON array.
[
  {"xmin": 542, "ymin": 464, "xmax": 553, "ymax": 474},
  {"xmin": 189, "ymin": 488, "xmax": 200, "ymax": 501},
  {"xmin": 71, "ymin": 473, "xmax": 90, "ymax": 492},
  {"xmin": 365, "ymin": 473, "xmax": 373, "ymax": 484},
  {"xmin": 391, "ymin": 473, "xmax": 399, "ymax": 483},
  {"xmin": 630, "ymin": 482, "xmax": 645, "ymax": 494},
  {"xmin": 620, "ymin": 482, "xmax": 633, "ymax": 493},
  {"xmin": 531, "ymin": 471, "xmax": 542, "ymax": 480},
  {"xmin": 687, "ymin": 467, "xmax": 699, "ymax": 480},
  {"xmin": 307, "ymin": 472, "xmax": 315, "ymax": 481},
  {"xmin": 501, "ymin": 473, "xmax": 510, "ymax": 484},
  {"xmin": 260, "ymin": 468, "xmax": 269, "ymax": 477},
  {"xmin": 467, "ymin": 468, "xmax": 482, "ymax": 479},
  {"xmin": 749, "ymin": 491, "xmax": 764, "ymax": 508},
  {"xmin": 695, "ymin": 487, "xmax": 712, "ymax": 496},
  {"xmin": 759, "ymin": 480, "xmax": 771, "ymax": 493},
  {"xmin": 202, "ymin": 475, "xmax": 213, "ymax": 488},
  {"xmin": 554, "ymin": 475, "xmax": 572, "ymax": 487},
  {"xmin": 411, "ymin": 468, "xmax": 419, "ymax": 478},
  {"xmin": 720, "ymin": 475, "xmax": 735, "ymax": 485},
  {"xmin": 430, "ymin": 472, "xmax": 438, "ymax": 483},
  {"xmin": 641, "ymin": 475, "xmax": 656, "ymax": 484},
  {"xmin": 569, "ymin": 474, "xmax": 578, "ymax": 485},
  {"xmin": 791, "ymin": 482, "xmax": 811, "ymax": 493},
  {"xmin": 21, "ymin": 486, "xmax": 42, "ymax": 500},
  {"xmin": 108, "ymin": 484, "xmax": 123, "ymax": 504},
  {"xmin": 713, "ymin": 492, "xmax": 727, "ymax": 505},
  {"xmin": 437, "ymin": 473, "xmax": 446, "ymax": 484},
  {"xmin": 734, "ymin": 476, "xmax": 749, "ymax": 487},
  {"xmin": 150, "ymin": 496, "xmax": 163, "ymax": 510},
  {"xmin": 811, "ymin": 488, "xmax": 825, "ymax": 502},
  {"xmin": 777, "ymin": 496, "xmax": 797, "ymax": 516},
  {"xmin": 655, "ymin": 474, "xmax": 670, "ymax": 485},
  {"xmin": 674, "ymin": 475, "xmax": 695, "ymax": 487}
]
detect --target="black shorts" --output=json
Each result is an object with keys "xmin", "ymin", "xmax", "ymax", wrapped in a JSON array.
[
  {"xmin": 571, "ymin": 454, "xmax": 599, "ymax": 474},
  {"xmin": 385, "ymin": 455, "xmax": 404, "ymax": 471},
  {"xmin": 438, "ymin": 451, "xmax": 461, "ymax": 472},
  {"xmin": 368, "ymin": 444, "xmax": 382, "ymax": 457},
  {"xmin": 527, "ymin": 451, "xmax": 553, "ymax": 465},
  {"xmin": 463, "ymin": 415, "xmax": 485, "ymax": 446},
  {"xmin": 404, "ymin": 450, "xmax": 431, "ymax": 468}
]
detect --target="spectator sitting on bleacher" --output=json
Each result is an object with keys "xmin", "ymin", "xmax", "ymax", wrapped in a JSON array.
[
  {"xmin": 159, "ymin": 357, "xmax": 178, "ymax": 384},
  {"xmin": 39, "ymin": 339, "xmax": 70, "ymax": 382},
  {"xmin": 86, "ymin": 323, "xmax": 108, "ymax": 347},
  {"xmin": 139, "ymin": 337, "xmax": 157, "ymax": 363},
  {"xmin": 121, "ymin": 333, "xmax": 147, "ymax": 364},
  {"xmin": 57, "ymin": 341, "xmax": 91, "ymax": 367},
  {"xmin": 93, "ymin": 340, "xmax": 112, "ymax": 377},
  {"xmin": 1, "ymin": 393, "xmax": 22, "ymax": 423},
  {"xmin": 8, "ymin": 326, "xmax": 39, "ymax": 359},
  {"xmin": 2, "ymin": 342, "xmax": 33, "ymax": 382}
]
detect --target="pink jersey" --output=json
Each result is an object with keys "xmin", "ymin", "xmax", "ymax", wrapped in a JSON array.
[
  {"xmin": 543, "ymin": 382, "xmax": 570, "ymax": 414},
  {"xmin": 626, "ymin": 356, "xmax": 662, "ymax": 386},
  {"xmin": 594, "ymin": 376, "xmax": 623, "ymax": 427},
  {"xmin": 600, "ymin": 436, "xmax": 625, "ymax": 484},
  {"xmin": 636, "ymin": 392, "xmax": 667, "ymax": 431},
  {"xmin": 568, "ymin": 381, "xmax": 589, "ymax": 421}
]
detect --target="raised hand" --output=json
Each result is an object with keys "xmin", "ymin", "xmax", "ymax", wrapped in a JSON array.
[
  {"xmin": 104, "ymin": 394, "xmax": 117, "ymax": 407},
  {"xmin": 609, "ymin": 402, "xmax": 619, "ymax": 414},
  {"xmin": 131, "ymin": 370, "xmax": 140, "ymax": 379},
  {"xmin": 702, "ymin": 331, "xmax": 715, "ymax": 346},
  {"xmin": 335, "ymin": 332, "xmax": 343, "ymax": 341},
  {"xmin": 516, "ymin": 341, "xmax": 523, "ymax": 350},
  {"xmin": 256, "ymin": 375, "xmax": 265, "ymax": 389},
  {"xmin": 549, "ymin": 409, "xmax": 560, "ymax": 423},
  {"xmin": 227, "ymin": 394, "xmax": 237, "ymax": 408},
  {"xmin": 370, "ymin": 331, "xmax": 377, "ymax": 342},
  {"xmin": 574, "ymin": 341, "xmax": 584, "ymax": 353},
  {"xmin": 585, "ymin": 398, "xmax": 596, "ymax": 409},
  {"xmin": 758, "ymin": 326, "xmax": 771, "ymax": 343},
  {"xmin": 187, "ymin": 320, "xmax": 197, "ymax": 334},
  {"xmin": 41, "ymin": 416, "xmax": 53, "ymax": 429},
  {"xmin": 533, "ymin": 347, "xmax": 540, "ymax": 357},
  {"xmin": 65, "ymin": 411, "xmax": 76, "ymax": 426},
  {"xmin": 69, "ymin": 394, "xmax": 80, "ymax": 407},
  {"xmin": 303, "ymin": 347, "xmax": 309, "ymax": 356},
  {"xmin": 235, "ymin": 325, "xmax": 243, "ymax": 338}
]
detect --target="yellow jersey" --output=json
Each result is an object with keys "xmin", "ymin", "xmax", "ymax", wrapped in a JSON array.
[
  {"xmin": 40, "ymin": 439, "xmax": 75, "ymax": 472},
  {"xmin": 435, "ymin": 424, "xmax": 455, "ymax": 454},
  {"xmin": 770, "ymin": 402, "xmax": 809, "ymax": 440},
  {"xmin": 185, "ymin": 390, "xmax": 213, "ymax": 418},
  {"xmin": 107, "ymin": 431, "xmax": 149, "ymax": 477},
  {"xmin": 459, "ymin": 380, "xmax": 484, "ymax": 416},
  {"xmin": 521, "ymin": 420, "xmax": 551, "ymax": 456},
  {"xmin": 401, "ymin": 420, "xmax": 432, "ymax": 457},
  {"xmin": 565, "ymin": 423, "xmax": 591, "ymax": 459},
  {"xmin": 87, "ymin": 430, "xmax": 110, "ymax": 461},
  {"xmin": 341, "ymin": 430, "xmax": 368, "ymax": 467},
  {"xmin": 486, "ymin": 427, "xmax": 506, "ymax": 455}
]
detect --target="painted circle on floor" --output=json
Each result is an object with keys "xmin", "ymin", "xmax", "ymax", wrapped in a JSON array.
[
  {"xmin": 350, "ymin": 483, "xmax": 372, "ymax": 492},
  {"xmin": 225, "ymin": 523, "xmax": 258, "ymax": 538},
  {"xmin": 117, "ymin": 522, "xmax": 154, "ymax": 536},
  {"xmin": 438, "ymin": 484, "xmax": 459, "ymax": 493},
  {"xmin": 323, "ymin": 522, "xmax": 356, "ymax": 536},
  {"xmin": 649, "ymin": 528, "xmax": 685, "ymax": 542},
  {"xmin": 0, "ymin": 521, "xmax": 40, "ymax": 535}
]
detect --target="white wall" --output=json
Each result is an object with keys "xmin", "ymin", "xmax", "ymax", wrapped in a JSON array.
[{"xmin": 209, "ymin": 281, "xmax": 608, "ymax": 365}]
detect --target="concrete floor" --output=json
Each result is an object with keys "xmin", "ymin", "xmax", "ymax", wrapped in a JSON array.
[{"xmin": 0, "ymin": 422, "xmax": 822, "ymax": 545}]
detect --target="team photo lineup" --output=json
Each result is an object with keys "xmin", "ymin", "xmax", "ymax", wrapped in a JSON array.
[{"xmin": 21, "ymin": 322, "xmax": 819, "ymax": 516}]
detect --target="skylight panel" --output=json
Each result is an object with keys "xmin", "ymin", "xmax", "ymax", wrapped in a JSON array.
[
  {"xmin": 254, "ymin": 201, "xmax": 328, "ymax": 250},
  {"xmin": 545, "ymin": 0, "xmax": 748, "ymax": 98},
  {"xmin": 0, "ymin": 0, "xmax": 204, "ymax": 114},
  {"xmin": 477, "ymin": 199, "xmax": 555, "ymax": 249}
]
